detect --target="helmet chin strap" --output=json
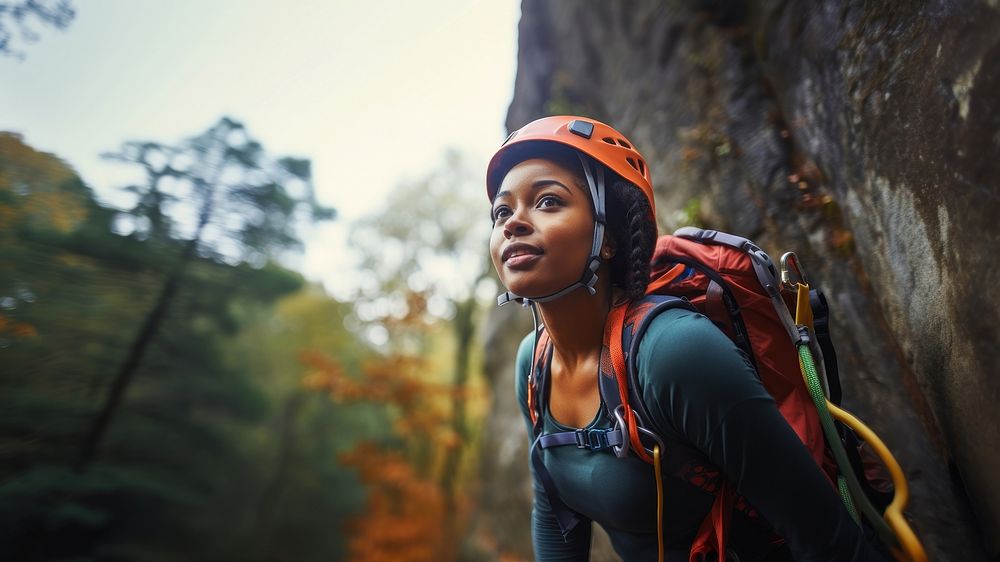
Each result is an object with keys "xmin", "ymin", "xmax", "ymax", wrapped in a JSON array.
[{"xmin": 497, "ymin": 153, "xmax": 607, "ymax": 307}]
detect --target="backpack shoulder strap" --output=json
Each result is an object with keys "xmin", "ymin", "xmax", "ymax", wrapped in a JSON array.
[
  {"xmin": 527, "ymin": 327, "xmax": 552, "ymax": 432},
  {"xmin": 525, "ymin": 325, "xmax": 586, "ymax": 539},
  {"xmin": 601, "ymin": 295, "xmax": 695, "ymax": 463}
]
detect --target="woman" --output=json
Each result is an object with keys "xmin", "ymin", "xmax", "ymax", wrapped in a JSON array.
[{"xmin": 486, "ymin": 116, "xmax": 886, "ymax": 561}]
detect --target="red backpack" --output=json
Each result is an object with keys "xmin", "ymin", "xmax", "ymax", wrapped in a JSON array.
[
  {"xmin": 527, "ymin": 227, "xmax": 858, "ymax": 561},
  {"xmin": 643, "ymin": 227, "xmax": 826, "ymax": 466}
]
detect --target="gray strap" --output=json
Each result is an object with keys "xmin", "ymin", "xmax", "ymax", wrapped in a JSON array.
[
  {"xmin": 674, "ymin": 227, "xmax": 801, "ymax": 343},
  {"xmin": 746, "ymin": 244, "xmax": 801, "ymax": 344}
]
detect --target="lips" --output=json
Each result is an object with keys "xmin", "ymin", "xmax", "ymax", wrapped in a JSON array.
[{"xmin": 501, "ymin": 243, "xmax": 543, "ymax": 263}]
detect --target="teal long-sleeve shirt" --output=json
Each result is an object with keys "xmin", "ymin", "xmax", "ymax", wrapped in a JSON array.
[{"xmin": 515, "ymin": 307, "xmax": 887, "ymax": 562}]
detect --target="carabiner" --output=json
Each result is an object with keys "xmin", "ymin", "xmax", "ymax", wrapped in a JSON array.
[
  {"xmin": 638, "ymin": 425, "xmax": 667, "ymax": 458},
  {"xmin": 613, "ymin": 405, "xmax": 668, "ymax": 459},
  {"xmin": 612, "ymin": 405, "xmax": 630, "ymax": 459},
  {"xmin": 780, "ymin": 252, "xmax": 809, "ymax": 292}
]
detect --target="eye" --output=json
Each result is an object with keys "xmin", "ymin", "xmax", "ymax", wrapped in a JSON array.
[
  {"xmin": 491, "ymin": 205, "xmax": 512, "ymax": 224},
  {"xmin": 537, "ymin": 194, "xmax": 564, "ymax": 209}
]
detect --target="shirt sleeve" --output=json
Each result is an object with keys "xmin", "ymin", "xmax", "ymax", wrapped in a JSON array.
[
  {"xmin": 636, "ymin": 309, "xmax": 887, "ymax": 561},
  {"xmin": 515, "ymin": 333, "xmax": 592, "ymax": 562}
]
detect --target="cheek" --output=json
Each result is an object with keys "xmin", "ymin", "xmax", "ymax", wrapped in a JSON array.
[
  {"xmin": 488, "ymin": 228, "xmax": 504, "ymax": 271},
  {"xmin": 552, "ymin": 215, "xmax": 595, "ymax": 258}
]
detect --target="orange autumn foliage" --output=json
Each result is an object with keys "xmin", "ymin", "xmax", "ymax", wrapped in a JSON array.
[
  {"xmin": 0, "ymin": 314, "xmax": 38, "ymax": 339},
  {"xmin": 0, "ymin": 133, "xmax": 89, "ymax": 236},
  {"xmin": 300, "ymin": 350, "xmax": 465, "ymax": 448},
  {"xmin": 339, "ymin": 442, "xmax": 451, "ymax": 562},
  {"xmin": 301, "ymin": 348, "xmax": 470, "ymax": 561}
]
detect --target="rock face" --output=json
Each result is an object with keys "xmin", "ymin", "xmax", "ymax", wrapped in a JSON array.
[{"xmin": 479, "ymin": 1, "xmax": 1000, "ymax": 560}]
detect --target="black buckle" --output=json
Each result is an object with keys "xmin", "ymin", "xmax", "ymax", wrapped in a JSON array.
[{"xmin": 574, "ymin": 429, "xmax": 610, "ymax": 451}]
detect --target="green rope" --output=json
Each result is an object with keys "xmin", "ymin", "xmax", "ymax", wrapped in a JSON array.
[
  {"xmin": 837, "ymin": 475, "xmax": 859, "ymax": 523},
  {"xmin": 797, "ymin": 341, "xmax": 898, "ymax": 547}
]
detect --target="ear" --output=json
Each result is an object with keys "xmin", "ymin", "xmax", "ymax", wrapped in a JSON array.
[{"xmin": 600, "ymin": 234, "xmax": 617, "ymax": 259}]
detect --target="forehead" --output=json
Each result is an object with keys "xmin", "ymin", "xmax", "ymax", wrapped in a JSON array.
[{"xmin": 495, "ymin": 158, "xmax": 586, "ymax": 198}]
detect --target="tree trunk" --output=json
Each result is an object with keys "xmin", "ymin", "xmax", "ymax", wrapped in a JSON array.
[
  {"xmin": 76, "ymin": 263, "xmax": 184, "ymax": 470},
  {"xmin": 77, "ymin": 206, "xmax": 212, "ymax": 470},
  {"xmin": 441, "ymin": 297, "xmax": 476, "ymax": 508},
  {"xmin": 249, "ymin": 392, "xmax": 306, "ymax": 548}
]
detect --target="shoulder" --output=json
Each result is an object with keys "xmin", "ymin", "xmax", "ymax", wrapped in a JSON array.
[
  {"xmin": 516, "ymin": 331, "xmax": 535, "ymax": 381},
  {"xmin": 634, "ymin": 306, "xmax": 769, "ymax": 412},
  {"xmin": 514, "ymin": 331, "xmax": 536, "ymax": 409},
  {"xmin": 636, "ymin": 305, "xmax": 738, "ymax": 369}
]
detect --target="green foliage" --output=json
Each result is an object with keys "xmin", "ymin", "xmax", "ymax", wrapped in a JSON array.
[
  {"xmin": 0, "ymin": 134, "xmax": 365, "ymax": 561},
  {"xmin": 102, "ymin": 116, "xmax": 334, "ymax": 265},
  {"xmin": 679, "ymin": 197, "xmax": 707, "ymax": 228}
]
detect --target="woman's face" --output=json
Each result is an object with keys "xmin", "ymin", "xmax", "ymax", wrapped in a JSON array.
[{"xmin": 489, "ymin": 158, "xmax": 596, "ymax": 299}]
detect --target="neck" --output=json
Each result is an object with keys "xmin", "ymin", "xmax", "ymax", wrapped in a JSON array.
[{"xmin": 536, "ymin": 275, "xmax": 616, "ymax": 372}]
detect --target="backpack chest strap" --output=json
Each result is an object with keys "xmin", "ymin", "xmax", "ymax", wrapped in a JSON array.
[{"xmin": 538, "ymin": 426, "xmax": 626, "ymax": 452}]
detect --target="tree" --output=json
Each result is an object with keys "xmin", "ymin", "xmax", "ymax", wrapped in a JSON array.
[
  {"xmin": 348, "ymin": 149, "xmax": 494, "ymax": 521},
  {"xmin": 0, "ymin": 132, "xmax": 89, "ymax": 351},
  {"xmin": 0, "ymin": 0, "xmax": 75, "ymax": 58},
  {"xmin": 302, "ymin": 321, "xmax": 466, "ymax": 562},
  {"xmin": 220, "ymin": 284, "xmax": 375, "ymax": 560},
  {"xmin": 1, "ymin": 134, "xmax": 370, "ymax": 561},
  {"xmin": 78, "ymin": 117, "xmax": 334, "ymax": 470}
]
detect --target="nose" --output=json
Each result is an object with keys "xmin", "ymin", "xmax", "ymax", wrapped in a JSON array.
[{"xmin": 503, "ymin": 209, "xmax": 532, "ymax": 239}]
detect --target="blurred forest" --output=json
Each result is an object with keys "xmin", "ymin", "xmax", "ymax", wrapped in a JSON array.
[
  {"xmin": 0, "ymin": 118, "xmax": 493, "ymax": 561},
  {"xmin": 1, "ymin": 2, "xmax": 496, "ymax": 561}
]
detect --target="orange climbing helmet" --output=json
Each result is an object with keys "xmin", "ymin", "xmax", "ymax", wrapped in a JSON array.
[{"xmin": 486, "ymin": 115, "xmax": 655, "ymax": 217}]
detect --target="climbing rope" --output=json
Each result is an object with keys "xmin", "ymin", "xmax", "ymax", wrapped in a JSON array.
[
  {"xmin": 837, "ymin": 473, "xmax": 860, "ymax": 523},
  {"xmin": 797, "ymin": 322, "xmax": 928, "ymax": 562},
  {"xmin": 798, "ymin": 339, "xmax": 895, "ymax": 542},
  {"xmin": 827, "ymin": 402, "xmax": 928, "ymax": 562}
]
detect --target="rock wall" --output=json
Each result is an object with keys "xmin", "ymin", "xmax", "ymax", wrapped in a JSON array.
[{"xmin": 478, "ymin": 1, "xmax": 1000, "ymax": 560}]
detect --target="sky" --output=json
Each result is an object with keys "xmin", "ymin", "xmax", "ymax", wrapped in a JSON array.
[{"xmin": 0, "ymin": 0, "xmax": 520, "ymax": 297}]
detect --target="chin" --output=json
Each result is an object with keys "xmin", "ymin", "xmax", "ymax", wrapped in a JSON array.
[{"xmin": 501, "ymin": 279, "xmax": 566, "ymax": 300}]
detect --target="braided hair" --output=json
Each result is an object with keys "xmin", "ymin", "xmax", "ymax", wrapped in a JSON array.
[{"xmin": 605, "ymin": 179, "xmax": 655, "ymax": 300}]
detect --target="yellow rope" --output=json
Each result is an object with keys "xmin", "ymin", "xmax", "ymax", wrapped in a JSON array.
[
  {"xmin": 827, "ymin": 402, "xmax": 928, "ymax": 562},
  {"xmin": 654, "ymin": 444, "xmax": 664, "ymax": 562}
]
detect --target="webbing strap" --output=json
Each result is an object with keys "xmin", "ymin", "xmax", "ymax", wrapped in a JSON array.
[
  {"xmin": 810, "ymin": 289, "xmax": 842, "ymax": 405},
  {"xmin": 528, "ymin": 330, "xmax": 552, "ymax": 429},
  {"xmin": 607, "ymin": 302, "xmax": 654, "ymax": 464},
  {"xmin": 688, "ymin": 481, "xmax": 736, "ymax": 562},
  {"xmin": 705, "ymin": 280, "xmax": 729, "ymax": 338},
  {"xmin": 530, "ymin": 434, "xmax": 582, "ymax": 539},
  {"xmin": 538, "ymin": 427, "xmax": 626, "ymax": 450},
  {"xmin": 645, "ymin": 262, "xmax": 687, "ymax": 294}
]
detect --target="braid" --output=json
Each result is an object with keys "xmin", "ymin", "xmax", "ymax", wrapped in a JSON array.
[
  {"xmin": 606, "ymin": 180, "xmax": 656, "ymax": 300},
  {"xmin": 626, "ymin": 197, "xmax": 653, "ymax": 300}
]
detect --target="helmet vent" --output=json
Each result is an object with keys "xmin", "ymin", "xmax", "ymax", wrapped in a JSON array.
[
  {"xmin": 627, "ymin": 157, "xmax": 639, "ymax": 172},
  {"xmin": 616, "ymin": 138, "xmax": 632, "ymax": 149},
  {"xmin": 601, "ymin": 137, "xmax": 616, "ymax": 145},
  {"xmin": 637, "ymin": 159, "xmax": 646, "ymax": 176}
]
